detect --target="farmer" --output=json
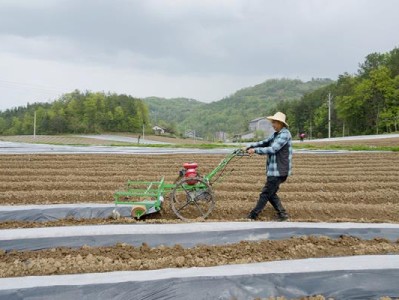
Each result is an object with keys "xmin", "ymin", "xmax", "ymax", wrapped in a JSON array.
[
  {"xmin": 299, "ymin": 132, "xmax": 305, "ymax": 142},
  {"xmin": 244, "ymin": 111, "xmax": 292, "ymax": 221}
]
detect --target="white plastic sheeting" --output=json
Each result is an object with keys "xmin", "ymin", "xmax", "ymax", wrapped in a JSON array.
[
  {"xmin": 1, "ymin": 222, "xmax": 399, "ymax": 251},
  {"xmin": 0, "ymin": 255, "xmax": 398, "ymax": 299},
  {"xmin": 0, "ymin": 140, "xmax": 356, "ymax": 155},
  {"xmin": 0, "ymin": 141, "xmax": 231, "ymax": 155},
  {"xmin": 0, "ymin": 203, "xmax": 132, "ymax": 222}
]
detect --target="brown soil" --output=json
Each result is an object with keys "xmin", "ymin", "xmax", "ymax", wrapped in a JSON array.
[
  {"xmin": 1, "ymin": 152, "xmax": 399, "ymax": 227},
  {"xmin": 1, "ymin": 235, "xmax": 398, "ymax": 278},
  {"xmin": 1, "ymin": 152, "xmax": 399, "ymax": 292}
]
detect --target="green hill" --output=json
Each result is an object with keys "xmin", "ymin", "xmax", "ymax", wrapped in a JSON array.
[
  {"xmin": 144, "ymin": 78, "xmax": 333, "ymax": 138},
  {"xmin": 143, "ymin": 97, "xmax": 205, "ymax": 134},
  {"xmin": 0, "ymin": 78, "xmax": 333, "ymax": 138}
]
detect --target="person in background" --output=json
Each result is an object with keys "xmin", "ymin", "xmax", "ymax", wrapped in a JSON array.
[
  {"xmin": 299, "ymin": 132, "xmax": 305, "ymax": 142},
  {"xmin": 244, "ymin": 112, "xmax": 292, "ymax": 221}
]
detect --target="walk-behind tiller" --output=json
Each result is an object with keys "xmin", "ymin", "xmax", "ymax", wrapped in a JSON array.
[{"xmin": 112, "ymin": 149, "xmax": 248, "ymax": 221}]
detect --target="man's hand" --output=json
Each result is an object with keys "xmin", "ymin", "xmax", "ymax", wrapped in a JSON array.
[
  {"xmin": 247, "ymin": 148, "xmax": 256, "ymax": 155},
  {"xmin": 241, "ymin": 146, "xmax": 255, "ymax": 155}
]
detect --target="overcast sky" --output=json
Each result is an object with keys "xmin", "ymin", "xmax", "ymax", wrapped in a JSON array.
[{"xmin": 0, "ymin": 0, "xmax": 398, "ymax": 111}]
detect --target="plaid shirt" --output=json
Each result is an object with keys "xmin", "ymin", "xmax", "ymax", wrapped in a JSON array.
[{"xmin": 248, "ymin": 127, "xmax": 293, "ymax": 177}]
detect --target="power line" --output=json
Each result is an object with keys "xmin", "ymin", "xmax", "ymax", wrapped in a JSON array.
[{"xmin": 0, "ymin": 79, "xmax": 65, "ymax": 94}]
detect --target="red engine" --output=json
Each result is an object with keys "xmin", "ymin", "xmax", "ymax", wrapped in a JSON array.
[{"xmin": 182, "ymin": 162, "xmax": 198, "ymax": 185}]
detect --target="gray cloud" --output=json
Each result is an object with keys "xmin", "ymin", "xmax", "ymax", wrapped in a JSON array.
[{"xmin": 0, "ymin": 0, "xmax": 399, "ymax": 110}]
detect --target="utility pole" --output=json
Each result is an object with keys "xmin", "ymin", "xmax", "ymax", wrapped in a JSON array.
[
  {"xmin": 328, "ymin": 92, "xmax": 332, "ymax": 139},
  {"xmin": 142, "ymin": 123, "xmax": 145, "ymax": 141},
  {"xmin": 33, "ymin": 111, "xmax": 37, "ymax": 139},
  {"xmin": 342, "ymin": 122, "xmax": 345, "ymax": 137}
]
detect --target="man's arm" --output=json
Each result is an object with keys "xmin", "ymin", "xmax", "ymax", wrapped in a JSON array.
[
  {"xmin": 254, "ymin": 131, "xmax": 290, "ymax": 155},
  {"xmin": 246, "ymin": 134, "xmax": 274, "ymax": 150}
]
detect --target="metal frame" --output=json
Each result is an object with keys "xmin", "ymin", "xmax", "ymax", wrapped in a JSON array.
[{"xmin": 113, "ymin": 149, "xmax": 246, "ymax": 219}]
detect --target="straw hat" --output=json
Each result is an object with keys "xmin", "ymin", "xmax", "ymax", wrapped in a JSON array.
[{"xmin": 266, "ymin": 112, "xmax": 289, "ymax": 127}]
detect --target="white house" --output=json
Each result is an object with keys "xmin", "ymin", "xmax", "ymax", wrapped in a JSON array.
[
  {"xmin": 233, "ymin": 117, "xmax": 274, "ymax": 141},
  {"xmin": 152, "ymin": 125, "xmax": 165, "ymax": 135},
  {"xmin": 248, "ymin": 117, "xmax": 274, "ymax": 135}
]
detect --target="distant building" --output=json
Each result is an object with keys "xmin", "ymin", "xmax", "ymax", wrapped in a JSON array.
[
  {"xmin": 233, "ymin": 117, "xmax": 274, "ymax": 141},
  {"xmin": 215, "ymin": 131, "xmax": 227, "ymax": 142},
  {"xmin": 184, "ymin": 130, "xmax": 202, "ymax": 139},
  {"xmin": 233, "ymin": 132, "xmax": 254, "ymax": 142},
  {"xmin": 241, "ymin": 132, "xmax": 255, "ymax": 140},
  {"xmin": 248, "ymin": 117, "xmax": 274, "ymax": 136},
  {"xmin": 152, "ymin": 125, "xmax": 165, "ymax": 135}
]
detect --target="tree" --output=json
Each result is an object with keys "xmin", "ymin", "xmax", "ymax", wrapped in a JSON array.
[
  {"xmin": 386, "ymin": 47, "xmax": 399, "ymax": 77},
  {"xmin": 359, "ymin": 67, "xmax": 395, "ymax": 133},
  {"xmin": 0, "ymin": 117, "xmax": 6, "ymax": 134},
  {"xmin": 334, "ymin": 74, "xmax": 358, "ymax": 134},
  {"xmin": 313, "ymin": 103, "xmax": 328, "ymax": 137},
  {"xmin": 21, "ymin": 112, "xmax": 34, "ymax": 134},
  {"xmin": 358, "ymin": 52, "xmax": 387, "ymax": 77},
  {"xmin": 6, "ymin": 117, "xmax": 22, "ymax": 135}
]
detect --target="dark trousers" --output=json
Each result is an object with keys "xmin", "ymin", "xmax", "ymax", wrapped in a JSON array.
[{"xmin": 251, "ymin": 176, "xmax": 287, "ymax": 217}]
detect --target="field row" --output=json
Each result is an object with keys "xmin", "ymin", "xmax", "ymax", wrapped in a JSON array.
[
  {"xmin": 0, "ymin": 153, "xmax": 398, "ymax": 223},
  {"xmin": 1, "ymin": 235, "xmax": 399, "ymax": 278},
  {"xmin": 2, "ymin": 180, "xmax": 399, "ymax": 193}
]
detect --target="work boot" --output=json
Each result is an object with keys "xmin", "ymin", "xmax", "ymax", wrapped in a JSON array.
[
  {"xmin": 277, "ymin": 212, "xmax": 289, "ymax": 222},
  {"xmin": 269, "ymin": 195, "xmax": 288, "ymax": 221},
  {"xmin": 247, "ymin": 211, "xmax": 258, "ymax": 220}
]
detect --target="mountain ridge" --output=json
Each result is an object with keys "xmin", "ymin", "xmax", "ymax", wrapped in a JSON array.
[{"xmin": 143, "ymin": 78, "xmax": 333, "ymax": 137}]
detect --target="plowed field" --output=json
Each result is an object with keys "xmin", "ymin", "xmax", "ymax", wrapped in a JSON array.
[
  {"xmin": 1, "ymin": 236, "xmax": 398, "ymax": 278},
  {"xmin": 1, "ymin": 152, "xmax": 399, "ymax": 224},
  {"xmin": 1, "ymin": 151, "xmax": 399, "ymax": 299}
]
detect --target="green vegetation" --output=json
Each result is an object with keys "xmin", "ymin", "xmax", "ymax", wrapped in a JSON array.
[
  {"xmin": 144, "ymin": 78, "xmax": 333, "ymax": 139},
  {"xmin": 143, "ymin": 97, "xmax": 205, "ymax": 135},
  {"xmin": 278, "ymin": 47, "xmax": 399, "ymax": 138},
  {"xmin": 0, "ymin": 90, "xmax": 149, "ymax": 135}
]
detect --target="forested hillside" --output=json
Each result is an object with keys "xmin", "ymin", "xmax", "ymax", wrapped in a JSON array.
[
  {"xmin": 277, "ymin": 47, "xmax": 399, "ymax": 138},
  {"xmin": 0, "ymin": 79, "xmax": 332, "ymax": 138},
  {"xmin": 145, "ymin": 78, "xmax": 333, "ymax": 138},
  {"xmin": 0, "ymin": 90, "xmax": 149, "ymax": 135},
  {"xmin": 143, "ymin": 97, "xmax": 205, "ymax": 135},
  {"xmin": 1, "ymin": 47, "xmax": 397, "ymax": 139}
]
